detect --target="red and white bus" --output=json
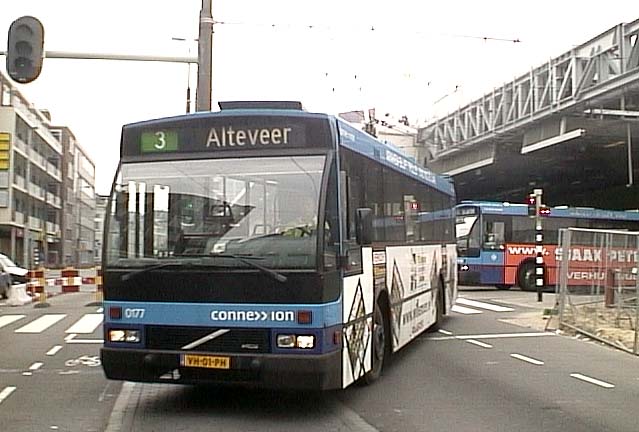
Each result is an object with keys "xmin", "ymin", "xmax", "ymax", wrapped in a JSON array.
[{"xmin": 456, "ymin": 201, "xmax": 639, "ymax": 290}]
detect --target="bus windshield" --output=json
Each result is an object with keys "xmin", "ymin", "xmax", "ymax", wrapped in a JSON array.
[
  {"xmin": 455, "ymin": 207, "xmax": 480, "ymax": 256},
  {"xmin": 105, "ymin": 155, "xmax": 326, "ymax": 269}
]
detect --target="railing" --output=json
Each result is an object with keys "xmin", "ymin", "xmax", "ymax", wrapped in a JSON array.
[
  {"xmin": 46, "ymin": 192, "xmax": 62, "ymax": 208},
  {"xmin": 46, "ymin": 162, "xmax": 61, "ymax": 180},
  {"xmin": 14, "ymin": 175, "xmax": 26, "ymax": 190},
  {"xmin": 29, "ymin": 183, "xmax": 45, "ymax": 200},
  {"xmin": 28, "ymin": 216, "xmax": 42, "ymax": 229},
  {"xmin": 13, "ymin": 136, "xmax": 27, "ymax": 154},
  {"xmin": 419, "ymin": 19, "xmax": 639, "ymax": 157}
]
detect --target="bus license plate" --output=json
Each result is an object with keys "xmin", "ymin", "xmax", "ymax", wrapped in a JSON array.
[{"xmin": 181, "ymin": 354, "xmax": 230, "ymax": 369}]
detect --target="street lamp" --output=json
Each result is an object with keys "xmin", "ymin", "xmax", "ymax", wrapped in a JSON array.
[{"xmin": 171, "ymin": 37, "xmax": 197, "ymax": 113}]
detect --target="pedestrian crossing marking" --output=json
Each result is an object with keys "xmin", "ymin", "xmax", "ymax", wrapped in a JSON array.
[
  {"xmin": 451, "ymin": 305, "xmax": 482, "ymax": 315},
  {"xmin": 14, "ymin": 314, "xmax": 66, "ymax": 333},
  {"xmin": 0, "ymin": 312, "xmax": 104, "ymax": 336},
  {"xmin": 456, "ymin": 298, "xmax": 515, "ymax": 312},
  {"xmin": 65, "ymin": 313, "xmax": 103, "ymax": 334},
  {"xmin": 0, "ymin": 315, "xmax": 25, "ymax": 329}
]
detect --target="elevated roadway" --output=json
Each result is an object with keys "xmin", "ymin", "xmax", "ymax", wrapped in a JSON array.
[{"xmin": 418, "ymin": 19, "xmax": 639, "ymax": 208}]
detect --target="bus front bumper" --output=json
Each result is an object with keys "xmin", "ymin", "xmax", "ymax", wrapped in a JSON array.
[
  {"xmin": 101, "ymin": 347, "xmax": 343, "ymax": 390},
  {"xmin": 457, "ymin": 265, "xmax": 481, "ymax": 285}
]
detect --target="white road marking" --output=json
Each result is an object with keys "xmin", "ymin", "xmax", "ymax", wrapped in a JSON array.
[
  {"xmin": 510, "ymin": 353, "xmax": 545, "ymax": 365},
  {"xmin": 0, "ymin": 315, "xmax": 26, "ymax": 329},
  {"xmin": 22, "ymin": 372, "xmax": 32, "ymax": 376},
  {"xmin": 46, "ymin": 346, "xmax": 63, "ymax": 356},
  {"xmin": 104, "ymin": 382, "xmax": 136, "ymax": 432},
  {"xmin": 14, "ymin": 314, "xmax": 66, "ymax": 333},
  {"xmin": 29, "ymin": 362, "xmax": 44, "ymax": 370},
  {"xmin": 427, "ymin": 331, "xmax": 555, "ymax": 341},
  {"xmin": 0, "ymin": 386, "xmax": 16, "ymax": 404},
  {"xmin": 438, "ymin": 329, "xmax": 453, "ymax": 335},
  {"xmin": 66, "ymin": 338, "xmax": 104, "ymax": 344},
  {"xmin": 570, "ymin": 373, "xmax": 615, "ymax": 389},
  {"xmin": 65, "ymin": 332, "xmax": 103, "ymax": 344},
  {"xmin": 456, "ymin": 298, "xmax": 515, "ymax": 312},
  {"xmin": 466, "ymin": 339, "xmax": 493, "ymax": 348},
  {"xmin": 451, "ymin": 305, "xmax": 482, "ymax": 315},
  {"xmin": 65, "ymin": 314, "xmax": 104, "ymax": 334}
]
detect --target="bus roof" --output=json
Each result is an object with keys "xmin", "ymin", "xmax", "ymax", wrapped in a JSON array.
[
  {"xmin": 334, "ymin": 118, "xmax": 454, "ymax": 196},
  {"xmin": 124, "ymin": 106, "xmax": 331, "ymax": 129},
  {"xmin": 457, "ymin": 200, "xmax": 639, "ymax": 221},
  {"xmin": 122, "ymin": 104, "xmax": 454, "ymax": 196}
]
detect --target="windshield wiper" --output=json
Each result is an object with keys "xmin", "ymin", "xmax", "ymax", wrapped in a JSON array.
[
  {"xmin": 121, "ymin": 254, "xmax": 288, "ymax": 284},
  {"xmin": 209, "ymin": 253, "xmax": 287, "ymax": 283},
  {"xmin": 121, "ymin": 260, "xmax": 197, "ymax": 282}
]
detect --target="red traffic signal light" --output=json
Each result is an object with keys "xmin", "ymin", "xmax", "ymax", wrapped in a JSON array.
[
  {"xmin": 527, "ymin": 194, "xmax": 536, "ymax": 216},
  {"xmin": 539, "ymin": 206, "xmax": 551, "ymax": 216}
]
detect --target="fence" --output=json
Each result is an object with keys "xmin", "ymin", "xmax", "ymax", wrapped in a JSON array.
[{"xmin": 557, "ymin": 228, "xmax": 639, "ymax": 354}]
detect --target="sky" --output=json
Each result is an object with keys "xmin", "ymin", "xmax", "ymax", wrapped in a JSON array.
[{"xmin": 0, "ymin": 0, "xmax": 636, "ymax": 194}]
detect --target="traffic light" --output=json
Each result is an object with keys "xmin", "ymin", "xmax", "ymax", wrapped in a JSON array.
[
  {"xmin": 539, "ymin": 206, "xmax": 551, "ymax": 216},
  {"xmin": 527, "ymin": 194, "xmax": 536, "ymax": 216},
  {"xmin": 6, "ymin": 16, "xmax": 44, "ymax": 84}
]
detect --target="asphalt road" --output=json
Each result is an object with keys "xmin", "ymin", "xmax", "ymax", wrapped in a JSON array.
[
  {"xmin": 3, "ymin": 288, "xmax": 639, "ymax": 431},
  {"xmin": 0, "ymin": 293, "xmax": 120, "ymax": 432}
]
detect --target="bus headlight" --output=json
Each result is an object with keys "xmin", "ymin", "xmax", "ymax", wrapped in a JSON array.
[
  {"xmin": 276, "ymin": 334, "xmax": 315, "ymax": 349},
  {"xmin": 276, "ymin": 334, "xmax": 296, "ymax": 348},
  {"xmin": 109, "ymin": 329, "xmax": 141, "ymax": 343}
]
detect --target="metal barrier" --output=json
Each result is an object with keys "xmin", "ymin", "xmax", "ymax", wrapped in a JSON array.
[{"xmin": 557, "ymin": 228, "xmax": 639, "ymax": 354}]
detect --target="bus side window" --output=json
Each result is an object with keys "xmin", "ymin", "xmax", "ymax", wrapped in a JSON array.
[{"xmin": 484, "ymin": 221, "xmax": 505, "ymax": 249}]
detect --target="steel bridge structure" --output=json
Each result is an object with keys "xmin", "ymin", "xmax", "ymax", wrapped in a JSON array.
[{"xmin": 417, "ymin": 19, "xmax": 639, "ymax": 208}]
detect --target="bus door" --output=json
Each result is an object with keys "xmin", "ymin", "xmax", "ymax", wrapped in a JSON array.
[{"xmin": 338, "ymin": 169, "xmax": 375, "ymax": 388}]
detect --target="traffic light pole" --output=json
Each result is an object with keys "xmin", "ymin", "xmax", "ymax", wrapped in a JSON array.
[
  {"xmin": 534, "ymin": 189, "xmax": 544, "ymax": 302},
  {"xmin": 0, "ymin": 51, "xmax": 197, "ymax": 64},
  {"xmin": 5, "ymin": 9, "xmax": 212, "ymax": 110},
  {"xmin": 196, "ymin": 0, "xmax": 213, "ymax": 112}
]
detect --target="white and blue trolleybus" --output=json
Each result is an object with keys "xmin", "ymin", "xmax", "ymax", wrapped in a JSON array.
[{"xmin": 101, "ymin": 101, "xmax": 457, "ymax": 390}]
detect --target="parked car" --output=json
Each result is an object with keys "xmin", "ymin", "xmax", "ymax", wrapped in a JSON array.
[{"xmin": 0, "ymin": 253, "xmax": 28, "ymax": 299}]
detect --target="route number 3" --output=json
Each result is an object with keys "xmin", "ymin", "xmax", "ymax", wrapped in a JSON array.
[{"xmin": 154, "ymin": 131, "xmax": 167, "ymax": 149}]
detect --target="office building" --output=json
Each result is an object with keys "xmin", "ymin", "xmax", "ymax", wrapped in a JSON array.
[{"xmin": 0, "ymin": 70, "xmax": 95, "ymax": 268}]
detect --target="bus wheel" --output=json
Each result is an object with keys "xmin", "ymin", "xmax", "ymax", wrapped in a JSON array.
[
  {"xmin": 495, "ymin": 284, "xmax": 512, "ymax": 290},
  {"xmin": 518, "ymin": 262, "xmax": 536, "ymax": 291},
  {"xmin": 362, "ymin": 305, "xmax": 387, "ymax": 385}
]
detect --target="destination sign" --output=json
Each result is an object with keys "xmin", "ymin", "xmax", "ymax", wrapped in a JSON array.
[
  {"xmin": 206, "ymin": 126, "xmax": 294, "ymax": 148},
  {"xmin": 123, "ymin": 115, "xmax": 332, "ymax": 156}
]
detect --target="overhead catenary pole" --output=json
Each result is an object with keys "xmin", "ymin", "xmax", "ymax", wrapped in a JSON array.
[{"xmin": 196, "ymin": 0, "xmax": 213, "ymax": 112}]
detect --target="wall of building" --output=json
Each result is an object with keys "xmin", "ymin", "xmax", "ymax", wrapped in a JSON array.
[{"xmin": 0, "ymin": 70, "xmax": 95, "ymax": 269}]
